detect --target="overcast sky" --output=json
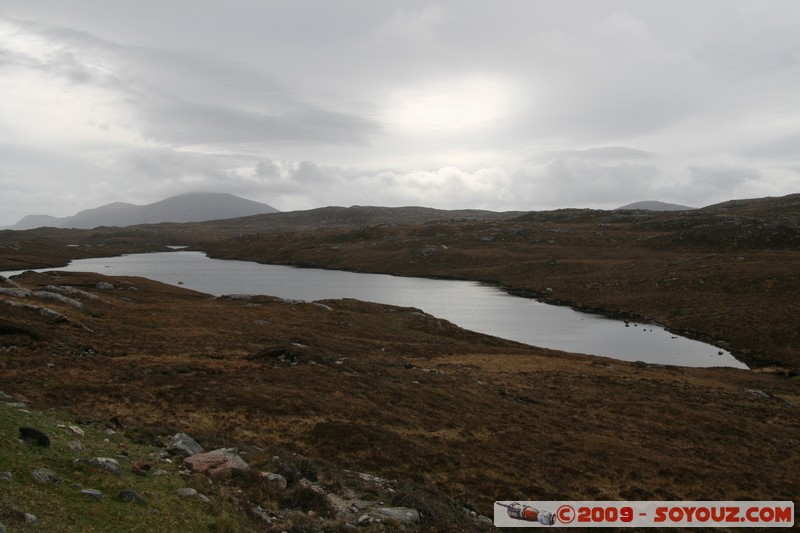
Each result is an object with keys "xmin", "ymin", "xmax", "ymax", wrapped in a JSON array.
[{"xmin": 1, "ymin": 1, "xmax": 799, "ymax": 225}]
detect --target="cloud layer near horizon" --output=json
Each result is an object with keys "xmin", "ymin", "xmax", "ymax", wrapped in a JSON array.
[{"xmin": 1, "ymin": 1, "xmax": 799, "ymax": 224}]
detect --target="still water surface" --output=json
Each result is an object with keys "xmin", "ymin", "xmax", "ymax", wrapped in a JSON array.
[{"xmin": 4, "ymin": 251, "xmax": 746, "ymax": 369}]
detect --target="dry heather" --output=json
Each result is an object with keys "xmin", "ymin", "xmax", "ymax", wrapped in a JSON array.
[{"xmin": 1, "ymin": 271, "xmax": 798, "ymax": 519}]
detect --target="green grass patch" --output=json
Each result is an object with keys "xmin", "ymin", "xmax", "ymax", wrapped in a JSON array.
[{"xmin": 0, "ymin": 402, "xmax": 258, "ymax": 532}]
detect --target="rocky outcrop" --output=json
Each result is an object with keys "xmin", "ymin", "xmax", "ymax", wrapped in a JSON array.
[
  {"xmin": 0, "ymin": 287, "xmax": 83, "ymax": 308},
  {"xmin": 184, "ymin": 448, "xmax": 251, "ymax": 480},
  {"xmin": 43, "ymin": 285, "xmax": 99, "ymax": 300}
]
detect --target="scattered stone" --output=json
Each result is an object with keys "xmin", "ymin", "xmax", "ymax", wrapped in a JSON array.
[
  {"xmin": 132, "ymin": 461, "xmax": 152, "ymax": 475},
  {"xmin": 66, "ymin": 440, "xmax": 84, "ymax": 452},
  {"xmin": 152, "ymin": 469, "xmax": 168, "ymax": 477},
  {"xmin": 177, "ymin": 487, "xmax": 210, "ymax": 503},
  {"xmin": 746, "ymin": 389, "xmax": 771, "ymax": 399},
  {"xmin": 167, "ymin": 432, "xmax": 204, "ymax": 457},
  {"xmin": 38, "ymin": 307, "xmax": 69, "ymax": 321},
  {"xmin": 80, "ymin": 488, "xmax": 103, "ymax": 499},
  {"xmin": 259, "ymin": 471, "xmax": 288, "ymax": 490},
  {"xmin": 0, "ymin": 391, "xmax": 12, "ymax": 401},
  {"xmin": 68, "ymin": 425, "xmax": 85, "ymax": 436},
  {"xmin": 31, "ymin": 468, "xmax": 60, "ymax": 484},
  {"xmin": 23, "ymin": 513, "xmax": 37, "ymax": 523},
  {"xmin": 19, "ymin": 427, "xmax": 50, "ymax": 447},
  {"xmin": 0, "ymin": 472, "xmax": 12, "ymax": 482},
  {"xmin": 250, "ymin": 504, "xmax": 273, "ymax": 523},
  {"xmin": 96, "ymin": 282, "xmax": 115, "ymax": 290},
  {"xmin": 77, "ymin": 457, "xmax": 122, "ymax": 476},
  {"xmin": 184, "ymin": 448, "xmax": 251, "ymax": 480},
  {"xmin": 477, "ymin": 515, "xmax": 493, "ymax": 525},
  {"xmin": 156, "ymin": 450, "xmax": 171, "ymax": 462},
  {"xmin": 369, "ymin": 507, "xmax": 420, "ymax": 524},
  {"xmin": 118, "ymin": 490, "xmax": 148, "ymax": 505},
  {"xmin": 4, "ymin": 402, "xmax": 27, "ymax": 409}
]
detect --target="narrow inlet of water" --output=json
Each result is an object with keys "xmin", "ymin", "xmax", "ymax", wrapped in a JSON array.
[{"xmin": 2, "ymin": 251, "xmax": 747, "ymax": 369}]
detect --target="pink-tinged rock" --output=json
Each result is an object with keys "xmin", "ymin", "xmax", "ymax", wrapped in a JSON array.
[{"xmin": 184, "ymin": 448, "xmax": 251, "ymax": 480}]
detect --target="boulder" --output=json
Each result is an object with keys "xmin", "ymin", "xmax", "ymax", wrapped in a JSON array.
[
  {"xmin": 118, "ymin": 489, "xmax": 148, "ymax": 506},
  {"xmin": 184, "ymin": 448, "xmax": 251, "ymax": 480},
  {"xmin": 80, "ymin": 488, "xmax": 103, "ymax": 499},
  {"xmin": 259, "ymin": 471, "xmax": 288, "ymax": 490},
  {"xmin": 19, "ymin": 427, "xmax": 50, "ymax": 447},
  {"xmin": 31, "ymin": 468, "xmax": 60, "ymax": 484},
  {"xmin": 369, "ymin": 507, "xmax": 420, "ymax": 524},
  {"xmin": 77, "ymin": 457, "xmax": 122, "ymax": 476},
  {"xmin": 167, "ymin": 432, "xmax": 204, "ymax": 457}
]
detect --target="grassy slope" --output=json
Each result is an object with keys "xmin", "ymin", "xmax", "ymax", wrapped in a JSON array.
[{"xmin": 0, "ymin": 402, "xmax": 255, "ymax": 533}]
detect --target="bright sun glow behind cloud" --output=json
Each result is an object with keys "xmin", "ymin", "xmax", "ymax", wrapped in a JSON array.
[{"xmin": 382, "ymin": 74, "xmax": 516, "ymax": 134}]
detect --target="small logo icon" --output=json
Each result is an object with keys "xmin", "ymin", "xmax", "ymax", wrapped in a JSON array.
[{"xmin": 497, "ymin": 502, "xmax": 556, "ymax": 525}]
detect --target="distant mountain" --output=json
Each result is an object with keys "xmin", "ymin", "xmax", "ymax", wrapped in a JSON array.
[
  {"xmin": 616, "ymin": 200, "xmax": 695, "ymax": 211},
  {"xmin": 11, "ymin": 214, "xmax": 64, "ymax": 230},
  {"xmin": 10, "ymin": 192, "xmax": 279, "ymax": 230}
]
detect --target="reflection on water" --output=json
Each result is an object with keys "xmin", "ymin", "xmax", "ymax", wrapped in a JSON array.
[{"xmin": 3, "ymin": 251, "xmax": 747, "ymax": 369}]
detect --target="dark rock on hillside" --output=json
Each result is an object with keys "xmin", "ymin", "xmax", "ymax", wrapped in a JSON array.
[{"xmin": 19, "ymin": 427, "xmax": 50, "ymax": 447}]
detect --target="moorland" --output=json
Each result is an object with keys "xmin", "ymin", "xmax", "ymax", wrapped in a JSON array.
[{"xmin": 1, "ymin": 194, "xmax": 799, "ymax": 530}]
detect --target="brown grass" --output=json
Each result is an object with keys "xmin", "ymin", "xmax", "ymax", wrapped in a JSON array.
[{"xmin": 2, "ymin": 271, "xmax": 798, "ymax": 517}]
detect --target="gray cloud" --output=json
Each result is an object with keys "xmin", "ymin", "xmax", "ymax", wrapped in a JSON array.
[{"xmin": 1, "ymin": 1, "xmax": 800, "ymax": 224}]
